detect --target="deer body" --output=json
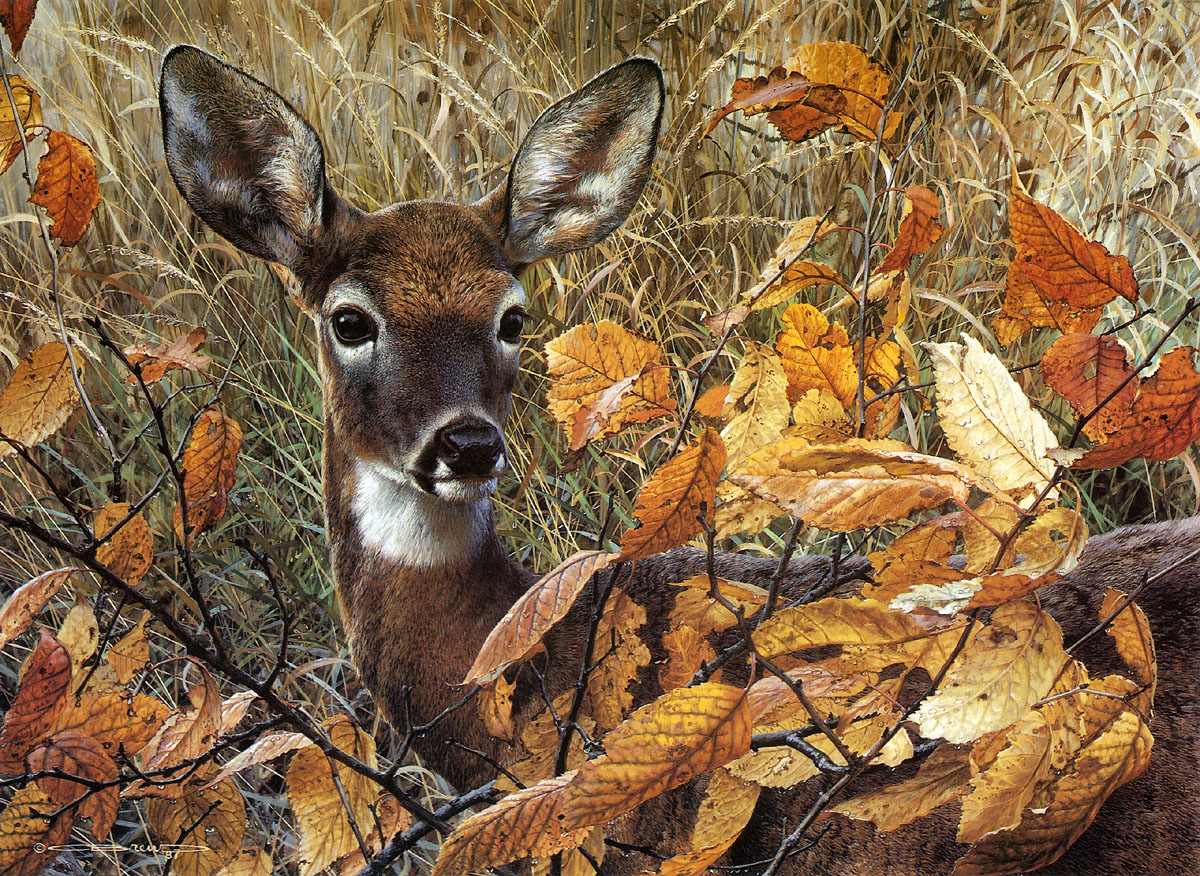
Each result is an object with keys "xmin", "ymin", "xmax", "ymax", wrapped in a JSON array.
[{"xmin": 159, "ymin": 47, "xmax": 1198, "ymax": 875}]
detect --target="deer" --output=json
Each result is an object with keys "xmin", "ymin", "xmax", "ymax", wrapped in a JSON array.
[{"xmin": 157, "ymin": 45, "xmax": 1199, "ymax": 875}]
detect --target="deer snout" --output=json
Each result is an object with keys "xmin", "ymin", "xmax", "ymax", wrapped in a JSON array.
[{"xmin": 435, "ymin": 420, "xmax": 505, "ymax": 478}]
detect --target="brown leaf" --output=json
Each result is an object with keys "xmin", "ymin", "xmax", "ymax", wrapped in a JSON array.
[
  {"xmin": 0, "ymin": 342, "xmax": 80, "ymax": 458},
  {"xmin": 546, "ymin": 321, "xmax": 674, "ymax": 446},
  {"xmin": 478, "ymin": 675, "xmax": 518, "ymax": 742},
  {"xmin": 0, "ymin": 0, "xmax": 36, "ymax": 55},
  {"xmin": 993, "ymin": 256, "xmax": 1104, "ymax": 345},
  {"xmin": 148, "ymin": 778, "xmax": 245, "ymax": 876},
  {"xmin": 1074, "ymin": 346, "xmax": 1200, "ymax": 469},
  {"xmin": 787, "ymin": 41, "xmax": 898, "ymax": 141},
  {"xmin": 570, "ymin": 363, "xmax": 668, "ymax": 450},
  {"xmin": 27, "ymin": 730, "xmax": 118, "ymax": 840},
  {"xmin": 774, "ymin": 303, "xmax": 856, "ymax": 407},
  {"xmin": 828, "ymin": 744, "xmax": 971, "ymax": 831},
  {"xmin": 466, "ymin": 550, "xmax": 617, "ymax": 685},
  {"xmin": 704, "ymin": 66, "xmax": 845, "ymax": 142},
  {"xmin": 94, "ymin": 503, "xmax": 154, "ymax": 586},
  {"xmin": 0, "ymin": 76, "xmax": 39, "ymax": 173},
  {"xmin": 668, "ymin": 576, "xmax": 767, "ymax": 637},
  {"xmin": 864, "ymin": 519, "xmax": 964, "ymax": 603},
  {"xmin": 173, "ymin": 409, "xmax": 243, "ymax": 539},
  {"xmin": 105, "ymin": 611, "xmax": 149, "ymax": 685},
  {"xmin": 562, "ymin": 683, "xmax": 752, "ymax": 829},
  {"xmin": 141, "ymin": 660, "xmax": 222, "ymax": 773},
  {"xmin": 432, "ymin": 772, "xmax": 586, "ymax": 876},
  {"xmin": 0, "ymin": 630, "xmax": 71, "ymax": 771},
  {"xmin": 219, "ymin": 691, "xmax": 257, "ymax": 735},
  {"xmin": 0, "ymin": 784, "xmax": 71, "ymax": 876},
  {"xmin": 878, "ymin": 186, "xmax": 943, "ymax": 272},
  {"xmin": 731, "ymin": 437, "xmax": 974, "ymax": 532},
  {"xmin": 124, "ymin": 327, "xmax": 213, "ymax": 385},
  {"xmin": 335, "ymin": 795, "xmax": 411, "ymax": 876},
  {"xmin": 0, "ymin": 569, "xmax": 75, "ymax": 650},
  {"xmin": 618, "ymin": 429, "xmax": 726, "ymax": 561},
  {"xmin": 1040, "ymin": 334, "xmax": 1138, "ymax": 442},
  {"xmin": 747, "ymin": 664, "xmax": 870, "ymax": 723},
  {"xmin": 54, "ymin": 691, "xmax": 168, "ymax": 758},
  {"xmin": 29, "ymin": 130, "xmax": 99, "ymax": 246},
  {"xmin": 1099, "ymin": 589, "xmax": 1156, "ymax": 700}
]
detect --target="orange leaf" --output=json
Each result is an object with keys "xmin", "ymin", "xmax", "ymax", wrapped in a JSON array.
[
  {"xmin": 0, "ymin": 569, "xmax": 75, "ymax": 650},
  {"xmin": 1074, "ymin": 346, "xmax": 1200, "ymax": 469},
  {"xmin": 1099, "ymin": 589, "xmax": 1156, "ymax": 698},
  {"xmin": 617, "ymin": 429, "xmax": 726, "ymax": 561},
  {"xmin": 94, "ymin": 503, "xmax": 154, "ymax": 586},
  {"xmin": 828, "ymin": 744, "xmax": 970, "ymax": 831},
  {"xmin": 0, "ymin": 631, "xmax": 71, "ymax": 771},
  {"xmin": 692, "ymin": 383, "xmax": 730, "ymax": 420},
  {"xmin": 0, "ymin": 342, "xmax": 80, "ymax": 459},
  {"xmin": 0, "ymin": 784, "xmax": 72, "ymax": 876},
  {"xmin": 704, "ymin": 67, "xmax": 845, "ymax": 142},
  {"xmin": 0, "ymin": 0, "xmax": 36, "ymax": 56},
  {"xmin": 29, "ymin": 130, "xmax": 99, "ymax": 246},
  {"xmin": 878, "ymin": 186, "xmax": 943, "ymax": 272},
  {"xmin": 659, "ymin": 624, "xmax": 716, "ymax": 692},
  {"xmin": 562, "ymin": 683, "xmax": 752, "ymax": 829},
  {"xmin": 466, "ymin": 550, "xmax": 617, "ymax": 684},
  {"xmin": 0, "ymin": 76, "xmax": 40, "ymax": 174},
  {"xmin": 54, "ymin": 692, "xmax": 167, "ymax": 758},
  {"xmin": 124, "ymin": 327, "xmax": 213, "ymax": 385},
  {"xmin": 787, "ymin": 41, "xmax": 898, "ymax": 141},
  {"xmin": 1040, "ymin": 333, "xmax": 1138, "ymax": 442},
  {"xmin": 173, "ymin": 409, "xmax": 242, "ymax": 539},
  {"xmin": 27, "ymin": 730, "xmax": 118, "ymax": 840},
  {"xmin": 992, "ymin": 256, "xmax": 1104, "ymax": 345}
]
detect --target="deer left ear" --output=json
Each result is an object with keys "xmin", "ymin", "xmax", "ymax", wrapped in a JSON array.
[{"xmin": 495, "ymin": 58, "xmax": 664, "ymax": 269}]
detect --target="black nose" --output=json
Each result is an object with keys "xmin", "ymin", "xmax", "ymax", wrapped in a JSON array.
[{"xmin": 435, "ymin": 420, "xmax": 505, "ymax": 477}]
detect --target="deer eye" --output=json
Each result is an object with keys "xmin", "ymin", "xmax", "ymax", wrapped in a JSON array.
[
  {"xmin": 498, "ymin": 307, "xmax": 525, "ymax": 344},
  {"xmin": 331, "ymin": 307, "xmax": 377, "ymax": 346}
]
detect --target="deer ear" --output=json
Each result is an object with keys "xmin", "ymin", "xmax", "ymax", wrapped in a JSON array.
[
  {"xmin": 159, "ymin": 45, "xmax": 344, "ymax": 272},
  {"xmin": 500, "ymin": 58, "xmax": 664, "ymax": 268}
]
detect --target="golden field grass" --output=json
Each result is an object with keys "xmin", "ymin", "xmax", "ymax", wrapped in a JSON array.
[{"xmin": 0, "ymin": 0, "xmax": 1198, "ymax": 871}]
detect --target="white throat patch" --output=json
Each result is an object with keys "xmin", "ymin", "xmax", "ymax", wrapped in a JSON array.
[{"xmin": 352, "ymin": 462, "xmax": 489, "ymax": 569}]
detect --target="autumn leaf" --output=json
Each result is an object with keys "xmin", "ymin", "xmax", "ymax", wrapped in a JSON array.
[
  {"xmin": 219, "ymin": 691, "xmax": 257, "ymax": 735},
  {"xmin": 787, "ymin": 41, "xmax": 898, "ymax": 140},
  {"xmin": 29, "ymin": 130, "xmax": 100, "ymax": 246},
  {"xmin": 173, "ymin": 409, "xmax": 242, "ymax": 539},
  {"xmin": 957, "ymin": 711, "xmax": 1053, "ymax": 844},
  {"xmin": 546, "ymin": 320, "xmax": 674, "ymax": 446},
  {"xmin": 659, "ymin": 624, "xmax": 716, "ymax": 692},
  {"xmin": 27, "ymin": 730, "xmax": 118, "ymax": 840},
  {"xmin": 570, "ymin": 363, "xmax": 668, "ymax": 450},
  {"xmin": 0, "ymin": 342, "xmax": 80, "ymax": 459},
  {"xmin": 828, "ymin": 744, "xmax": 970, "ymax": 831},
  {"xmin": 1040, "ymin": 334, "xmax": 1138, "ymax": 442},
  {"xmin": 0, "ymin": 784, "xmax": 71, "ymax": 876},
  {"xmin": 864, "ymin": 518, "xmax": 964, "ymax": 604},
  {"xmin": 652, "ymin": 768, "xmax": 760, "ymax": 876},
  {"xmin": 54, "ymin": 691, "xmax": 167, "ymax": 758},
  {"xmin": 730, "ymin": 437, "xmax": 974, "ymax": 531},
  {"xmin": 105, "ymin": 610, "xmax": 149, "ymax": 684},
  {"xmin": 148, "ymin": 778, "xmax": 246, "ymax": 876},
  {"xmin": 0, "ymin": 568, "xmax": 75, "ymax": 650},
  {"xmin": 911, "ymin": 601, "xmax": 1066, "ymax": 744},
  {"xmin": 141, "ymin": 660, "xmax": 222, "ymax": 773},
  {"xmin": 961, "ymin": 497, "xmax": 1021, "ymax": 574},
  {"xmin": 712, "ymin": 480, "xmax": 786, "ymax": 541},
  {"xmin": 774, "ymin": 303, "xmax": 856, "ymax": 406},
  {"xmin": 205, "ymin": 731, "xmax": 310, "ymax": 788},
  {"xmin": 747, "ymin": 664, "xmax": 870, "ymax": 723},
  {"xmin": 1099, "ymin": 588, "xmax": 1156, "ymax": 698},
  {"xmin": 218, "ymin": 848, "xmax": 274, "ymax": 876},
  {"xmin": 0, "ymin": 0, "xmax": 37, "ymax": 55},
  {"xmin": 500, "ymin": 691, "xmax": 596, "ymax": 793},
  {"xmin": 878, "ymin": 186, "xmax": 943, "ymax": 272},
  {"xmin": 705, "ymin": 66, "xmax": 846, "ymax": 142},
  {"xmin": 0, "ymin": 76, "xmax": 39, "ymax": 173},
  {"xmin": 692, "ymin": 383, "xmax": 729, "ymax": 419},
  {"xmin": 93, "ymin": 503, "xmax": 154, "ymax": 586},
  {"xmin": 124, "ymin": 327, "xmax": 213, "ymax": 385},
  {"xmin": 720, "ymin": 342, "xmax": 790, "ymax": 467},
  {"xmin": 588, "ymin": 591, "xmax": 651, "ymax": 731},
  {"xmin": 562, "ymin": 683, "xmax": 751, "ymax": 829},
  {"xmin": 0, "ymin": 630, "xmax": 71, "ymax": 771},
  {"xmin": 753, "ymin": 596, "xmax": 934, "ymax": 660},
  {"xmin": 335, "ymin": 794, "xmax": 411, "ymax": 876},
  {"xmin": 478, "ymin": 674, "xmax": 517, "ymax": 742},
  {"xmin": 668, "ymin": 576, "xmax": 767, "ymax": 637},
  {"xmin": 1073, "ymin": 346, "xmax": 1200, "ymax": 469},
  {"xmin": 952, "ymin": 710, "xmax": 1151, "ymax": 875},
  {"xmin": 466, "ymin": 550, "xmax": 616, "ymax": 685},
  {"xmin": 928, "ymin": 334, "xmax": 1059, "ymax": 496},
  {"xmin": 287, "ymin": 717, "xmax": 378, "ymax": 876},
  {"xmin": 55, "ymin": 603, "xmax": 97, "ymax": 680},
  {"xmin": 618, "ymin": 429, "xmax": 726, "ymax": 561},
  {"xmin": 432, "ymin": 772, "xmax": 585, "ymax": 876},
  {"xmin": 993, "ymin": 256, "xmax": 1104, "ymax": 345}
]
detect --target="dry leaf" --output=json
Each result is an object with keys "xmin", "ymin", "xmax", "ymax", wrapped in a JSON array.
[
  {"xmin": 148, "ymin": 778, "xmax": 245, "ymax": 876},
  {"xmin": 774, "ymin": 303, "xmax": 856, "ymax": 407},
  {"xmin": 753, "ymin": 596, "xmax": 934, "ymax": 660},
  {"xmin": 1099, "ymin": 589, "xmax": 1156, "ymax": 701},
  {"xmin": 0, "ymin": 342, "xmax": 80, "ymax": 458},
  {"xmin": 467, "ymin": 550, "xmax": 616, "ymax": 685},
  {"xmin": 0, "ymin": 784, "xmax": 71, "ymax": 876},
  {"xmin": 206, "ymin": 731, "xmax": 310, "ymax": 787},
  {"xmin": 219, "ymin": 691, "xmax": 257, "ymax": 735},
  {"xmin": 0, "ymin": 569, "xmax": 74, "ymax": 650},
  {"xmin": 787, "ymin": 41, "xmax": 898, "ymax": 140},
  {"xmin": 588, "ymin": 591, "xmax": 651, "ymax": 731},
  {"xmin": 124, "ymin": 327, "xmax": 213, "ymax": 385},
  {"xmin": 217, "ymin": 848, "xmax": 274, "ymax": 876},
  {"xmin": 828, "ymin": 744, "xmax": 971, "ymax": 831},
  {"xmin": 720, "ymin": 342, "xmax": 790, "ymax": 468},
  {"xmin": 0, "ymin": 630, "xmax": 71, "ymax": 771},
  {"xmin": 0, "ymin": 76, "xmax": 40, "ymax": 173},
  {"xmin": 27, "ymin": 730, "xmax": 118, "ymax": 840},
  {"xmin": 659, "ymin": 624, "xmax": 716, "ymax": 692},
  {"xmin": 563, "ymin": 683, "xmax": 752, "ymax": 829},
  {"xmin": 705, "ymin": 66, "xmax": 845, "ymax": 142},
  {"xmin": 29, "ymin": 130, "xmax": 100, "ymax": 246},
  {"xmin": 105, "ymin": 611, "xmax": 149, "ymax": 685},
  {"xmin": 54, "ymin": 691, "xmax": 168, "ymax": 758},
  {"xmin": 173, "ymin": 409, "xmax": 242, "ymax": 539},
  {"xmin": 94, "ymin": 503, "xmax": 154, "ymax": 586},
  {"xmin": 653, "ymin": 768, "xmax": 760, "ymax": 875},
  {"xmin": 669, "ymin": 576, "xmax": 767, "ymax": 637},
  {"xmin": 56, "ymin": 603, "xmax": 97, "ymax": 678},
  {"xmin": 957, "ymin": 711, "xmax": 1052, "ymax": 844},
  {"xmin": 1040, "ymin": 334, "xmax": 1138, "ymax": 443},
  {"xmin": 692, "ymin": 383, "xmax": 729, "ymax": 420},
  {"xmin": 141, "ymin": 661, "xmax": 222, "ymax": 772},
  {"xmin": 993, "ymin": 256, "xmax": 1104, "ymax": 345},
  {"xmin": 878, "ymin": 186, "xmax": 943, "ymax": 272},
  {"xmin": 618, "ymin": 429, "xmax": 726, "ymax": 561},
  {"xmin": 0, "ymin": 0, "xmax": 37, "ymax": 55}
]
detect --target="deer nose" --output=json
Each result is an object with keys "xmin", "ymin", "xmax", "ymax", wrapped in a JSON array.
[{"xmin": 435, "ymin": 420, "xmax": 505, "ymax": 478}]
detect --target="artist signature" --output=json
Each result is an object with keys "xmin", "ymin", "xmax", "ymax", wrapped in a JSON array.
[{"xmin": 35, "ymin": 841, "xmax": 208, "ymax": 859}]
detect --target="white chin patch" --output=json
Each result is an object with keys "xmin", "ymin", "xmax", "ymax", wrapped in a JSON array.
[{"xmin": 434, "ymin": 477, "xmax": 498, "ymax": 503}]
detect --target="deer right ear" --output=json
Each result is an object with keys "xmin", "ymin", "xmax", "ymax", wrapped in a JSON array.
[
  {"xmin": 159, "ymin": 45, "xmax": 343, "ymax": 273},
  {"xmin": 497, "ymin": 58, "xmax": 665, "ymax": 269}
]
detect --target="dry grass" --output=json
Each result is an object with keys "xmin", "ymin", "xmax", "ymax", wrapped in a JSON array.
[{"xmin": 1, "ymin": 0, "xmax": 1198, "ymax": 872}]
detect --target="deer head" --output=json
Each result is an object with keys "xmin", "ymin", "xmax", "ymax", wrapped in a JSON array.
[{"xmin": 159, "ymin": 46, "xmax": 663, "ymax": 562}]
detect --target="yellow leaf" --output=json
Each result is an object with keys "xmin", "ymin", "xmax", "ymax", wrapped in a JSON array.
[
  {"xmin": 0, "ymin": 785, "xmax": 71, "ymax": 876},
  {"xmin": 828, "ymin": 744, "xmax": 971, "ymax": 831},
  {"xmin": 927, "ymin": 334, "xmax": 1058, "ymax": 497},
  {"xmin": 545, "ymin": 320, "xmax": 674, "ymax": 445},
  {"xmin": 618, "ymin": 429, "xmax": 726, "ymax": 561},
  {"xmin": 147, "ymin": 779, "xmax": 245, "ymax": 876},
  {"xmin": 790, "ymin": 387, "xmax": 854, "ymax": 443},
  {"xmin": 432, "ymin": 772, "xmax": 586, "ymax": 876},
  {"xmin": 0, "ymin": 568, "xmax": 75, "ymax": 650},
  {"xmin": 774, "ymin": 303, "xmax": 857, "ymax": 407},
  {"xmin": 173, "ymin": 409, "xmax": 243, "ymax": 540},
  {"xmin": 94, "ymin": 503, "xmax": 154, "ymax": 586},
  {"xmin": 653, "ymin": 768, "xmax": 759, "ymax": 876},
  {"xmin": 287, "ymin": 717, "xmax": 378, "ymax": 876},
  {"xmin": 217, "ymin": 848, "xmax": 274, "ymax": 876},
  {"xmin": 957, "ymin": 712, "xmax": 1053, "ymax": 843},
  {"xmin": 1099, "ymin": 589, "xmax": 1156, "ymax": 703},
  {"xmin": 563, "ymin": 683, "xmax": 752, "ymax": 829},
  {"xmin": 745, "ymin": 260, "xmax": 848, "ymax": 313},
  {"xmin": 105, "ymin": 611, "xmax": 150, "ymax": 685},
  {"xmin": 0, "ymin": 76, "xmax": 40, "ymax": 174},
  {"xmin": 588, "ymin": 591, "xmax": 651, "ymax": 731},
  {"xmin": 659, "ymin": 624, "xmax": 716, "ymax": 692},
  {"xmin": 720, "ymin": 342, "xmax": 790, "ymax": 468},
  {"xmin": 731, "ymin": 437, "xmax": 974, "ymax": 531},
  {"xmin": 500, "ymin": 691, "xmax": 596, "ymax": 793},
  {"xmin": 29, "ymin": 130, "xmax": 100, "ymax": 247},
  {"xmin": 0, "ymin": 343, "xmax": 80, "ymax": 459},
  {"xmin": 951, "ymin": 710, "xmax": 1152, "ymax": 875},
  {"xmin": 912, "ymin": 601, "xmax": 1066, "ymax": 743},
  {"xmin": 467, "ymin": 550, "xmax": 617, "ymax": 685},
  {"xmin": 754, "ymin": 596, "xmax": 933, "ymax": 659},
  {"xmin": 712, "ymin": 480, "xmax": 786, "ymax": 540},
  {"xmin": 478, "ymin": 675, "xmax": 518, "ymax": 742},
  {"xmin": 55, "ymin": 603, "xmax": 97, "ymax": 676},
  {"xmin": 962, "ymin": 496, "xmax": 1021, "ymax": 574},
  {"xmin": 668, "ymin": 576, "xmax": 767, "ymax": 636}
]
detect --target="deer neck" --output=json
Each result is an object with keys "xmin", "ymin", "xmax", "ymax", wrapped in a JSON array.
[{"xmin": 321, "ymin": 435, "xmax": 533, "ymax": 785}]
